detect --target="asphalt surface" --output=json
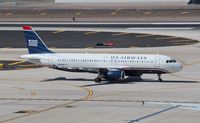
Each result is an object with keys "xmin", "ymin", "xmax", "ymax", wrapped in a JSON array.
[
  {"xmin": 0, "ymin": 46, "xmax": 200, "ymax": 123},
  {"xmin": 1, "ymin": 22, "xmax": 200, "ymax": 28},
  {"xmin": 0, "ymin": 3, "xmax": 200, "ymax": 123},
  {"xmin": 0, "ymin": 30, "xmax": 198, "ymax": 48},
  {"xmin": 1, "ymin": 9, "xmax": 200, "ymax": 22}
]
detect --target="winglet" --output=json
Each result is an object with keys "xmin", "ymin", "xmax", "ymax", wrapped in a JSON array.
[{"xmin": 23, "ymin": 25, "xmax": 32, "ymax": 30}]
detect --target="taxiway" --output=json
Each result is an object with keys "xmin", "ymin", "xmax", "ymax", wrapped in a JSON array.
[{"xmin": 0, "ymin": 45, "xmax": 200, "ymax": 123}]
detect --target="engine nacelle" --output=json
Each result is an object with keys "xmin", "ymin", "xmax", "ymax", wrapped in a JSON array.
[{"xmin": 103, "ymin": 69, "xmax": 125, "ymax": 80}]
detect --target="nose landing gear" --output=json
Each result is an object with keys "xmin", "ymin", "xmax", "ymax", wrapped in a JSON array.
[{"xmin": 157, "ymin": 74, "xmax": 163, "ymax": 82}]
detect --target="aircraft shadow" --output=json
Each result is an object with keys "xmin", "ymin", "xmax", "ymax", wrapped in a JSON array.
[
  {"xmin": 40, "ymin": 77, "xmax": 199, "ymax": 87},
  {"xmin": 81, "ymin": 77, "xmax": 199, "ymax": 87},
  {"xmin": 41, "ymin": 77, "xmax": 93, "ymax": 82}
]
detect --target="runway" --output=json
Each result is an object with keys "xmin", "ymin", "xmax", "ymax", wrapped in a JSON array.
[
  {"xmin": 0, "ymin": 45, "xmax": 200, "ymax": 123},
  {"xmin": 0, "ymin": 30, "xmax": 198, "ymax": 48}
]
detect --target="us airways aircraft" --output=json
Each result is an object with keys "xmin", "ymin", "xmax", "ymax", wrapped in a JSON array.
[{"xmin": 21, "ymin": 26, "xmax": 183, "ymax": 83}]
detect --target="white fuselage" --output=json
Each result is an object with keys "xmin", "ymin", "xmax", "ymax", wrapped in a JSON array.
[{"xmin": 21, "ymin": 53, "xmax": 183, "ymax": 74}]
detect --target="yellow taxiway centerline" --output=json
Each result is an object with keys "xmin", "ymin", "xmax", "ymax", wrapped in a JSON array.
[
  {"xmin": 75, "ymin": 12, "xmax": 81, "ymax": 15},
  {"xmin": 8, "ymin": 61, "xmax": 26, "ymax": 66},
  {"xmin": 156, "ymin": 36, "xmax": 178, "ymax": 40},
  {"xmin": 0, "ymin": 64, "xmax": 3, "ymax": 69},
  {"xmin": 135, "ymin": 34, "xmax": 153, "ymax": 38},
  {"xmin": 111, "ymin": 12, "xmax": 117, "ymax": 15},
  {"xmin": 5, "ymin": 13, "xmax": 13, "ymax": 16},
  {"xmin": 84, "ymin": 31, "xmax": 100, "ymax": 35},
  {"xmin": 52, "ymin": 30, "xmax": 65, "ymax": 34},
  {"xmin": 40, "ymin": 13, "xmax": 47, "ymax": 15},
  {"xmin": 18, "ymin": 64, "xmax": 39, "ymax": 67},
  {"xmin": 0, "ymin": 79, "xmax": 93, "ymax": 123},
  {"xmin": 112, "ymin": 32, "xmax": 129, "ymax": 36},
  {"xmin": 170, "ymin": 40, "xmax": 192, "ymax": 43}
]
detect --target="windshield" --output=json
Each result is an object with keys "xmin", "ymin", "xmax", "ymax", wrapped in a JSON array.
[{"xmin": 166, "ymin": 59, "xmax": 176, "ymax": 63}]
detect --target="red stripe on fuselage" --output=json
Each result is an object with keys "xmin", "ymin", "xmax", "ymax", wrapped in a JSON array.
[{"xmin": 23, "ymin": 25, "xmax": 32, "ymax": 30}]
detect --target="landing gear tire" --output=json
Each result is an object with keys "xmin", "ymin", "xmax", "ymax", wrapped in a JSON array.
[
  {"xmin": 157, "ymin": 74, "xmax": 163, "ymax": 82},
  {"xmin": 94, "ymin": 77, "xmax": 102, "ymax": 83},
  {"xmin": 158, "ymin": 78, "xmax": 163, "ymax": 82}
]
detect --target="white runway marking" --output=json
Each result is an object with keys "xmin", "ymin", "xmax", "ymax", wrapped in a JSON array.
[{"xmin": 147, "ymin": 101, "xmax": 200, "ymax": 111}]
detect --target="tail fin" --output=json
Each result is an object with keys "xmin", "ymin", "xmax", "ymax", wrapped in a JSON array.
[{"xmin": 23, "ymin": 25, "xmax": 53, "ymax": 54}]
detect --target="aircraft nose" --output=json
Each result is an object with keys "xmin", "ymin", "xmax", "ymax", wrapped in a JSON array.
[{"xmin": 177, "ymin": 63, "xmax": 183, "ymax": 71}]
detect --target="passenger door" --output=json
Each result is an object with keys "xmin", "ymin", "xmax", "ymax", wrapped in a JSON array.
[{"xmin": 155, "ymin": 55, "xmax": 160, "ymax": 68}]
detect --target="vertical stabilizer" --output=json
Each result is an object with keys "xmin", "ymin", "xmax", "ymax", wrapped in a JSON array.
[{"xmin": 23, "ymin": 25, "xmax": 53, "ymax": 54}]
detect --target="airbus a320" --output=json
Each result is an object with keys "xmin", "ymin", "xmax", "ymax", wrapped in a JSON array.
[{"xmin": 21, "ymin": 26, "xmax": 183, "ymax": 83}]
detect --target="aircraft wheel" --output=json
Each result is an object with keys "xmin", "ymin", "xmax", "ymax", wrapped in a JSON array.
[
  {"xmin": 157, "ymin": 74, "xmax": 163, "ymax": 82},
  {"xmin": 94, "ymin": 77, "xmax": 102, "ymax": 83},
  {"xmin": 158, "ymin": 78, "xmax": 163, "ymax": 82}
]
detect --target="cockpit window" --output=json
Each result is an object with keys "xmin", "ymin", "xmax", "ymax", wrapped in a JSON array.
[{"xmin": 166, "ymin": 60, "xmax": 176, "ymax": 63}]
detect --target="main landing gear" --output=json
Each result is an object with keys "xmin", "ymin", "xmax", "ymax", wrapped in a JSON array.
[
  {"xmin": 157, "ymin": 74, "xmax": 163, "ymax": 82},
  {"xmin": 94, "ymin": 76, "xmax": 102, "ymax": 83}
]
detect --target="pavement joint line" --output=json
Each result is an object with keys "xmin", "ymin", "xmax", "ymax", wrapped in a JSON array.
[
  {"xmin": 0, "ymin": 81, "xmax": 93, "ymax": 123},
  {"xmin": 127, "ymin": 105, "xmax": 180, "ymax": 123}
]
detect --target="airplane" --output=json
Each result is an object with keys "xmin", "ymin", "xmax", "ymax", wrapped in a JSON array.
[{"xmin": 20, "ymin": 26, "xmax": 183, "ymax": 83}]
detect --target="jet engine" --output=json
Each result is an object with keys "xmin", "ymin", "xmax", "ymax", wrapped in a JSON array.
[{"xmin": 103, "ymin": 69, "xmax": 125, "ymax": 80}]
